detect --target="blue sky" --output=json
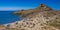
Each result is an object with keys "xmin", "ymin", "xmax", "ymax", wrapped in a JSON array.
[{"xmin": 0, "ymin": 0, "xmax": 60, "ymax": 11}]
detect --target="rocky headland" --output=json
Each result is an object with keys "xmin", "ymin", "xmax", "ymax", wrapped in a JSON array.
[{"xmin": 0, "ymin": 4, "xmax": 60, "ymax": 30}]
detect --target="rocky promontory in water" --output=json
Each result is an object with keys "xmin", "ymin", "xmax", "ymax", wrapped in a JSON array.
[{"xmin": 0, "ymin": 4, "xmax": 60, "ymax": 30}]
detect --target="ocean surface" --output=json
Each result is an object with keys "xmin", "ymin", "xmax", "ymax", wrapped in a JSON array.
[{"xmin": 0, "ymin": 11, "xmax": 21, "ymax": 24}]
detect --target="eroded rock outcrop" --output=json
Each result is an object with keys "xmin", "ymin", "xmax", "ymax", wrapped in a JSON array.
[{"xmin": 13, "ymin": 4, "xmax": 52, "ymax": 17}]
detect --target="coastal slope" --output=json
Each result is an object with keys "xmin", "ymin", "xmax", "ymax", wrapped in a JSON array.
[{"xmin": 0, "ymin": 4, "xmax": 60, "ymax": 30}]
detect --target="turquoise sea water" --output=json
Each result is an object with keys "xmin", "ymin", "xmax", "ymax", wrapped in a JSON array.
[{"xmin": 0, "ymin": 11, "xmax": 21, "ymax": 24}]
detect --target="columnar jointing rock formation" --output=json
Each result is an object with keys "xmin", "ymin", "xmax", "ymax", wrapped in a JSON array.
[{"xmin": 0, "ymin": 4, "xmax": 60, "ymax": 30}]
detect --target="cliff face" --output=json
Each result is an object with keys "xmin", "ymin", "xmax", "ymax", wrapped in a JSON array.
[{"xmin": 0, "ymin": 4, "xmax": 60, "ymax": 30}]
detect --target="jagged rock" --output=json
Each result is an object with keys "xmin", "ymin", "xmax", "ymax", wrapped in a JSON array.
[{"xmin": 36, "ymin": 4, "xmax": 52, "ymax": 11}]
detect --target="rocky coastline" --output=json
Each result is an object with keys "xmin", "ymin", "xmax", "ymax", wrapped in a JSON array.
[{"xmin": 0, "ymin": 4, "xmax": 60, "ymax": 30}]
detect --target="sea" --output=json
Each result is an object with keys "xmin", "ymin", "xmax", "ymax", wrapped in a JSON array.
[{"xmin": 0, "ymin": 11, "xmax": 21, "ymax": 24}]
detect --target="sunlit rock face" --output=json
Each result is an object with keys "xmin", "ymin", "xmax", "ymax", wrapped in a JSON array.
[
  {"xmin": 36, "ymin": 4, "xmax": 52, "ymax": 11},
  {"xmin": 0, "ymin": 4, "xmax": 60, "ymax": 30}
]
